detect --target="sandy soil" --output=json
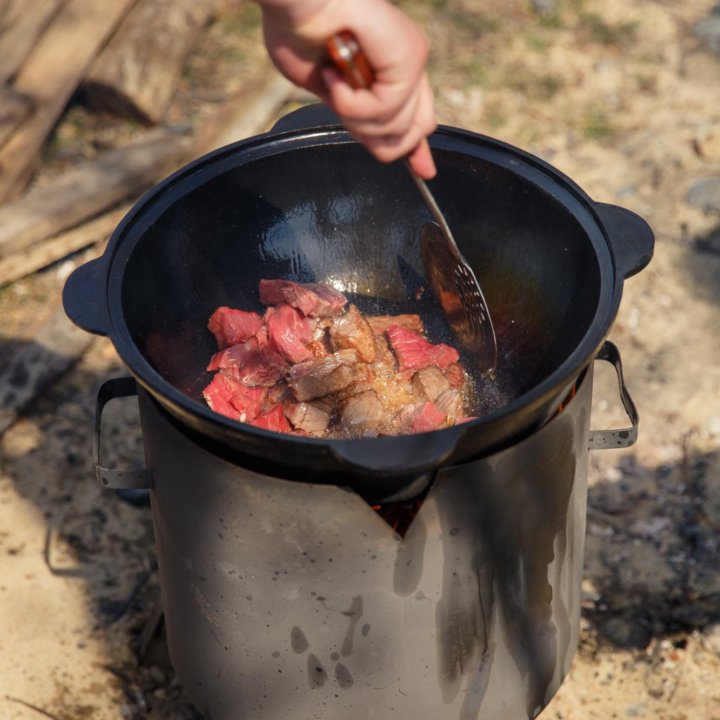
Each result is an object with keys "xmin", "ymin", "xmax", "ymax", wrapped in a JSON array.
[{"xmin": 1, "ymin": 0, "xmax": 719, "ymax": 718}]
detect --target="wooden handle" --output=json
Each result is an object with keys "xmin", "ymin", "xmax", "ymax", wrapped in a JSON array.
[{"xmin": 325, "ymin": 30, "xmax": 374, "ymax": 90}]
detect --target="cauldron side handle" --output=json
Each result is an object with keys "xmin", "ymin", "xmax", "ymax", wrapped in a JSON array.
[
  {"xmin": 268, "ymin": 103, "xmax": 342, "ymax": 135},
  {"xmin": 593, "ymin": 202, "xmax": 655, "ymax": 279},
  {"xmin": 62, "ymin": 256, "xmax": 111, "ymax": 336}
]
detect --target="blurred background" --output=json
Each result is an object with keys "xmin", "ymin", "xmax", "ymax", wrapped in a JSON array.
[{"xmin": 0, "ymin": 1, "xmax": 719, "ymax": 718}]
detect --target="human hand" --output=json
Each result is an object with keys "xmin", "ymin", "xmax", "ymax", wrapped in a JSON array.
[{"xmin": 256, "ymin": 0, "xmax": 437, "ymax": 179}]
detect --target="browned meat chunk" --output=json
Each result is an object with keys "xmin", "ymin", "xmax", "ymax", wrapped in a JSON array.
[
  {"xmin": 259, "ymin": 279, "xmax": 347, "ymax": 317},
  {"xmin": 285, "ymin": 402, "xmax": 331, "ymax": 436},
  {"xmin": 443, "ymin": 362, "xmax": 467, "ymax": 389},
  {"xmin": 288, "ymin": 350, "xmax": 360, "ymax": 401},
  {"xmin": 435, "ymin": 388, "xmax": 465, "ymax": 422},
  {"xmin": 329, "ymin": 304, "xmax": 377, "ymax": 363},
  {"xmin": 340, "ymin": 390, "xmax": 387, "ymax": 437},
  {"xmin": 412, "ymin": 366, "xmax": 451, "ymax": 402},
  {"xmin": 366, "ymin": 314, "xmax": 424, "ymax": 335}
]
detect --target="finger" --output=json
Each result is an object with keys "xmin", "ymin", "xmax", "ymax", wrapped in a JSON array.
[
  {"xmin": 321, "ymin": 63, "xmax": 426, "ymax": 127},
  {"xmin": 406, "ymin": 139, "xmax": 437, "ymax": 180},
  {"xmin": 407, "ymin": 82, "xmax": 438, "ymax": 178},
  {"xmin": 358, "ymin": 121, "xmax": 432, "ymax": 165},
  {"xmin": 267, "ymin": 39, "xmax": 330, "ymax": 99},
  {"xmin": 337, "ymin": 85, "xmax": 422, "ymax": 138},
  {"xmin": 349, "ymin": 79, "xmax": 436, "ymax": 167}
]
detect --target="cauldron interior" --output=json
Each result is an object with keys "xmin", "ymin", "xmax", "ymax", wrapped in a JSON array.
[{"xmin": 120, "ymin": 140, "xmax": 605, "ymax": 415}]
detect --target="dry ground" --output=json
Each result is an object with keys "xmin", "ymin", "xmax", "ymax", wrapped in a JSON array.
[{"xmin": 1, "ymin": 0, "xmax": 719, "ymax": 718}]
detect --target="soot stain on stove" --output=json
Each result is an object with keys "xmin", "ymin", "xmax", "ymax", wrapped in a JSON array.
[
  {"xmin": 334, "ymin": 662, "xmax": 354, "ymax": 688},
  {"xmin": 340, "ymin": 596, "xmax": 363, "ymax": 657},
  {"xmin": 433, "ymin": 413, "xmax": 578, "ymax": 719},
  {"xmin": 307, "ymin": 653, "xmax": 328, "ymax": 688},
  {"xmin": 393, "ymin": 510, "xmax": 428, "ymax": 596},
  {"xmin": 291, "ymin": 626, "xmax": 309, "ymax": 654},
  {"xmin": 293, "ymin": 601, "xmax": 361, "ymax": 691}
]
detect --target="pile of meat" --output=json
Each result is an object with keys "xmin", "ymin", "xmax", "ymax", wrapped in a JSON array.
[{"xmin": 202, "ymin": 279, "xmax": 474, "ymax": 438}]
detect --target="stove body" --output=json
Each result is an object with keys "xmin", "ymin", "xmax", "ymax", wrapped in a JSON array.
[{"xmin": 129, "ymin": 364, "xmax": 595, "ymax": 720}]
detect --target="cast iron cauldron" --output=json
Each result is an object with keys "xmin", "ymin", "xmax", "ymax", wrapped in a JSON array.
[{"xmin": 63, "ymin": 104, "xmax": 653, "ymax": 501}]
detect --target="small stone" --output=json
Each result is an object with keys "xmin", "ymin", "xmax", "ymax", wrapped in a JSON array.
[
  {"xmin": 694, "ymin": 7, "xmax": 720, "ymax": 54},
  {"xmin": 695, "ymin": 227, "xmax": 720, "ymax": 255},
  {"xmin": 148, "ymin": 665, "xmax": 167, "ymax": 686},
  {"xmin": 687, "ymin": 178, "xmax": 720, "ymax": 213},
  {"xmin": 625, "ymin": 702, "xmax": 647, "ymax": 717},
  {"xmin": 616, "ymin": 185, "xmax": 636, "ymax": 199},
  {"xmin": 601, "ymin": 616, "xmax": 652, "ymax": 648},
  {"xmin": 703, "ymin": 624, "xmax": 720, "ymax": 656},
  {"xmin": 532, "ymin": 0, "xmax": 557, "ymax": 14},
  {"xmin": 694, "ymin": 125, "xmax": 720, "ymax": 161},
  {"xmin": 708, "ymin": 415, "xmax": 720, "ymax": 436},
  {"xmin": 56, "ymin": 260, "xmax": 76, "ymax": 282}
]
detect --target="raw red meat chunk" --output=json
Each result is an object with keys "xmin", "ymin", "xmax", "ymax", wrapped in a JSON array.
[
  {"xmin": 207, "ymin": 337, "xmax": 259, "ymax": 371},
  {"xmin": 397, "ymin": 401, "xmax": 448, "ymax": 434},
  {"xmin": 201, "ymin": 279, "xmax": 472, "ymax": 438},
  {"xmin": 207, "ymin": 307, "xmax": 263, "ymax": 349},
  {"xmin": 265, "ymin": 304, "xmax": 314, "ymax": 363},
  {"xmin": 386, "ymin": 325, "xmax": 459, "ymax": 372},
  {"xmin": 259, "ymin": 279, "xmax": 347, "ymax": 317},
  {"xmin": 250, "ymin": 405, "xmax": 292, "ymax": 433},
  {"xmin": 203, "ymin": 372, "xmax": 267, "ymax": 422}
]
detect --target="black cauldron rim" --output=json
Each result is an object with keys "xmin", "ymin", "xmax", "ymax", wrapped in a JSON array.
[{"xmin": 64, "ymin": 106, "xmax": 654, "ymax": 482}]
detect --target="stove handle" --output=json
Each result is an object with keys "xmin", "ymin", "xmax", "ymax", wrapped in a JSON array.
[
  {"xmin": 588, "ymin": 341, "xmax": 639, "ymax": 451},
  {"xmin": 94, "ymin": 377, "xmax": 151, "ymax": 490}
]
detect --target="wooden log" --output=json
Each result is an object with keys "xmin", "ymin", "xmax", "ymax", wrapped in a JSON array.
[
  {"xmin": 0, "ymin": 306, "xmax": 94, "ymax": 435},
  {"xmin": 0, "ymin": 0, "xmax": 139, "ymax": 203},
  {"xmin": 195, "ymin": 72, "xmax": 295, "ymax": 155},
  {"xmin": 82, "ymin": 0, "xmax": 218, "ymax": 125},
  {"xmin": 0, "ymin": 85, "xmax": 32, "ymax": 147},
  {"xmin": 0, "ymin": 68, "xmax": 293, "ymax": 265},
  {"xmin": 0, "ymin": 204, "xmax": 129, "ymax": 286},
  {"xmin": 0, "ymin": 126, "xmax": 194, "ymax": 261},
  {"xmin": 0, "ymin": 0, "xmax": 64, "ymax": 84}
]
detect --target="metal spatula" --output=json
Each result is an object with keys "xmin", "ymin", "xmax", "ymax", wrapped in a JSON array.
[
  {"xmin": 419, "ymin": 221, "xmax": 497, "ymax": 371},
  {"xmin": 326, "ymin": 31, "xmax": 498, "ymax": 374}
]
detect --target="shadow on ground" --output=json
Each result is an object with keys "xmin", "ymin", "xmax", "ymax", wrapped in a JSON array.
[
  {"xmin": 1, "ymin": 334, "xmax": 719, "ymax": 718},
  {"xmin": 584, "ymin": 447, "xmax": 720, "ymax": 650},
  {"xmin": 682, "ymin": 220, "xmax": 720, "ymax": 305}
]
